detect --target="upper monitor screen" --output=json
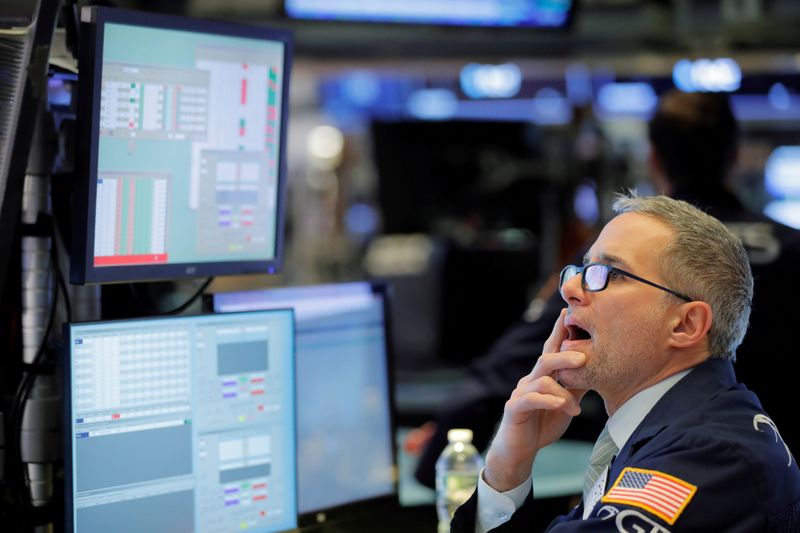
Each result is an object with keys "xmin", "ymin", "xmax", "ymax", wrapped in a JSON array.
[
  {"xmin": 72, "ymin": 7, "xmax": 292, "ymax": 283},
  {"xmin": 214, "ymin": 282, "xmax": 396, "ymax": 515},
  {"xmin": 285, "ymin": 0, "xmax": 574, "ymax": 28},
  {"xmin": 65, "ymin": 310, "xmax": 297, "ymax": 533}
]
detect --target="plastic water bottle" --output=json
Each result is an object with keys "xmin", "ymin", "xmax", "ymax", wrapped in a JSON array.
[{"xmin": 436, "ymin": 428, "xmax": 484, "ymax": 533}]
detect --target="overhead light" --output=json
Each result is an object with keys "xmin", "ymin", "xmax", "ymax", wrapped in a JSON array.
[
  {"xmin": 767, "ymin": 82, "xmax": 792, "ymax": 111},
  {"xmin": 307, "ymin": 125, "xmax": 345, "ymax": 171},
  {"xmin": 764, "ymin": 146, "xmax": 800, "ymax": 199},
  {"xmin": 764, "ymin": 200, "xmax": 800, "ymax": 230},
  {"xmin": 531, "ymin": 87, "xmax": 571, "ymax": 124},
  {"xmin": 340, "ymin": 70, "xmax": 381, "ymax": 107},
  {"xmin": 407, "ymin": 88, "xmax": 458, "ymax": 120},
  {"xmin": 565, "ymin": 62, "xmax": 593, "ymax": 105},
  {"xmin": 596, "ymin": 82, "xmax": 657, "ymax": 115},
  {"xmin": 460, "ymin": 63, "xmax": 522, "ymax": 99},
  {"xmin": 672, "ymin": 58, "xmax": 741, "ymax": 93}
]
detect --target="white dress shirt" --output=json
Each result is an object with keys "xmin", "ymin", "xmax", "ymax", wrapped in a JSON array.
[{"xmin": 475, "ymin": 369, "xmax": 692, "ymax": 533}]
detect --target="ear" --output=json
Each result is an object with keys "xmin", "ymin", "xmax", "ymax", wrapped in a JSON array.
[{"xmin": 667, "ymin": 301, "xmax": 713, "ymax": 350}]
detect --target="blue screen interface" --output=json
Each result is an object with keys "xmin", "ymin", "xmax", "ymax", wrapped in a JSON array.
[
  {"xmin": 92, "ymin": 22, "xmax": 285, "ymax": 269},
  {"xmin": 286, "ymin": 0, "xmax": 572, "ymax": 28},
  {"xmin": 214, "ymin": 282, "xmax": 395, "ymax": 514},
  {"xmin": 67, "ymin": 310, "xmax": 297, "ymax": 533}
]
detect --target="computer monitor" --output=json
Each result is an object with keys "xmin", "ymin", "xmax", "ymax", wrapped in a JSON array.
[
  {"xmin": 285, "ymin": 0, "xmax": 574, "ymax": 28},
  {"xmin": 64, "ymin": 310, "xmax": 297, "ymax": 533},
  {"xmin": 71, "ymin": 7, "xmax": 292, "ymax": 284},
  {"xmin": 213, "ymin": 282, "xmax": 397, "ymax": 519}
]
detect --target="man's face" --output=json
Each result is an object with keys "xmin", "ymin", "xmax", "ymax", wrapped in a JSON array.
[{"xmin": 556, "ymin": 212, "xmax": 677, "ymax": 402}]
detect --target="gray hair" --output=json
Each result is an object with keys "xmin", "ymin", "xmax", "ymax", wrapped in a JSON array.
[{"xmin": 612, "ymin": 193, "xmax": 753, "ymax": 360}]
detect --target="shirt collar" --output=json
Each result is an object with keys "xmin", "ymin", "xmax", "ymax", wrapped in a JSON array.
[{"xmin": 606, "ymin": 369, "xmax": 693, "ymax": 451}]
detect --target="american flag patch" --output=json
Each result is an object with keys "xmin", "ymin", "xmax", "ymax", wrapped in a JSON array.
[{"xmin": 601, "ymin": 467, "xmax": 697, "ymax": 525}]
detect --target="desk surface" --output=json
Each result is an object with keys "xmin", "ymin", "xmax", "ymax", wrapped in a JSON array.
[
  {"xmin": 298, "ymin": 432, "xmax": 591, "ymax": 532},
  {"xmin": 531, "ymin": 439, "xmax": 594, "ymax": 498},
  {"xmin": 397, "ymin": 428, "xmax": 593, "ymax": 505}
]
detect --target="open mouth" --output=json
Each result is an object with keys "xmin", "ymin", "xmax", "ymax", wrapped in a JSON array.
[{"xmin": 566, "ymin": 325, "xmax": 592, "ymax": 341}]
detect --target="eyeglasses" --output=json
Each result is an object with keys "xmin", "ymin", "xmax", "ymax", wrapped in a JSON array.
[{"xmin": 559, "ymin": 262, "xmax": 693, "ymax": 302}]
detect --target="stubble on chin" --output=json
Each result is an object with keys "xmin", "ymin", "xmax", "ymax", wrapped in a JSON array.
[
  {"xmin": 556, "ymin": 347, "xmax": 613, "ymax": 392},
  {"xmin": 565, "ymin": 345, "xmax": 647, "ymax": 399},
  {"xmin": 556, "ymin": 364, "xmax": 595, "ymax": 391}
]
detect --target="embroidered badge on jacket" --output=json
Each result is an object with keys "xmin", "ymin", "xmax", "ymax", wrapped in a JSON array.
[{"xmin": 601, "ymin": 467, "xmax": 697, "ymax": 525}]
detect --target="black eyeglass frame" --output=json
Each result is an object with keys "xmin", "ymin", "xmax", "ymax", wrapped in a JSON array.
[{"xmin": 559, "ymin": 262, "xmax": 693, "ymax": 302}]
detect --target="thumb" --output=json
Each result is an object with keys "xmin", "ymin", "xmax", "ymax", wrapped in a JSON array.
[{"xmin": 569, "ymin": 388, "xmax": 590, "ymax": 408}]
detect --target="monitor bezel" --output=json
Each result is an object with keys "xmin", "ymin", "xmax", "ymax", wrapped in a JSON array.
[
  {"xmin": 63, "ymin": 309, "xmax": 299, "ymax": 533},
  {"xmin": 71, "ymin": 6, "xmax": 293, "ymax": 284},
  {"xmin": 211, "ymin": 281, "xmax": 401, "ymax": 522}
]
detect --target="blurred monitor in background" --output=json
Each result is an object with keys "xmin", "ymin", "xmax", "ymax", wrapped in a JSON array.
[
  {"xmin": 284, "ymin": 0, "xmax": 575, "ymax": 28},
  {"xmin": 370, "ymin": 120, "xmax": 569, "ymax": 370},
  {"xmin": 371, "ymin": 120, "xmax": 545, "ymax": 235},
  {"xmin": 213, "ymin": 282, "xmax": 398, "ymax": 524}
]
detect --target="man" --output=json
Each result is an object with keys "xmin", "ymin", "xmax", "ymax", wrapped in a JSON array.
[
  {"xmin": 409, "ymin": 91, "xmax": 800, "ymax": 488},
  {"xmin": 648, "ymin": 91, "xmax": 800, "ymax": 458},
  {"xmin": 453, "ymin": 193, "xmax": 800, "ymax": 532},
  {"xmin": 450, "ymin": 194, "xmax": 800, "ymax": 532}
]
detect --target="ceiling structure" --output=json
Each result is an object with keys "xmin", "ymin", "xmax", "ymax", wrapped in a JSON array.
[{"xmin": 114, "ymin": 0, "xmax": 800, "ymax": 60}]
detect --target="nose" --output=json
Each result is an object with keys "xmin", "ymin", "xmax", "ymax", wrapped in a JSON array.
[{"xmin": 560, "ymin": 270, "xmax": 586, "ymax": 305}]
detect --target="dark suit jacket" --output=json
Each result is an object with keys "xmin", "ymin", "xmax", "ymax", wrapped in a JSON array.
[{"xmin": 451, "ymin": 358, "xmax": 800, "ymax": 532}]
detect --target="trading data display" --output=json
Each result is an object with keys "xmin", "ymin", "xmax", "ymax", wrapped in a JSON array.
[
  {"xmin": 75, "ymin": 9, "xmax": 290, "ymax": 283},
  {"xmin": 214, "ymin": 282, "xmax": 396, "ymax": 514},
  {"xmin": 66, "ymin": 310, "xmax": 297, "ymax": 533}
]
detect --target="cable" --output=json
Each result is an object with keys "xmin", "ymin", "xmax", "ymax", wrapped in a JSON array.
[
  {"xmin": 127, "ymin": 276, "xmax": 214, "ymax": 316},
  {"xmin": 50, "ymin": 216, "xmax": 71, "ymax": 323},
  {"xmin": 165, "ymin": 277, "xmax": 214, "ymax": 315}
]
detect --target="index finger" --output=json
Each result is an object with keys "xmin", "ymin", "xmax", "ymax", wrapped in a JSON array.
[
  {"xmin": 531, "ymin": 350, "xmax": 586, "ymax": 381},
  {"xmin": 542, "ymin": 308, "xmax": 569, "ymax": 355}
]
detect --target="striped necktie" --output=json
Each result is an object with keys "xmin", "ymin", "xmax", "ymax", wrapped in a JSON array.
[{"xmin": 582, "ymin": 425, "xmax": 618, "ymax": 505}]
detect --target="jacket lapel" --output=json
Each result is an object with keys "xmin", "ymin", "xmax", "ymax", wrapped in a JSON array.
[{"xmin": 606, "ymin": 359, "xmax": 740, "ymax": 487}]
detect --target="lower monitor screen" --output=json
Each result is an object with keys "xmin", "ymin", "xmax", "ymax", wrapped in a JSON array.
[
  {"xmin": 65, "ymin": 310, "xmax": 297, "ymax": 533},
  {"xmin": 214, "ymin": 282, "xmax": 396, "ymax": 514}
]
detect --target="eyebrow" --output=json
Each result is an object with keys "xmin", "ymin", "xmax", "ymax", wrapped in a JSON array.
[{"xmin": 583, "ymin": 253, "xmax": 631, "ymax": 270}]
